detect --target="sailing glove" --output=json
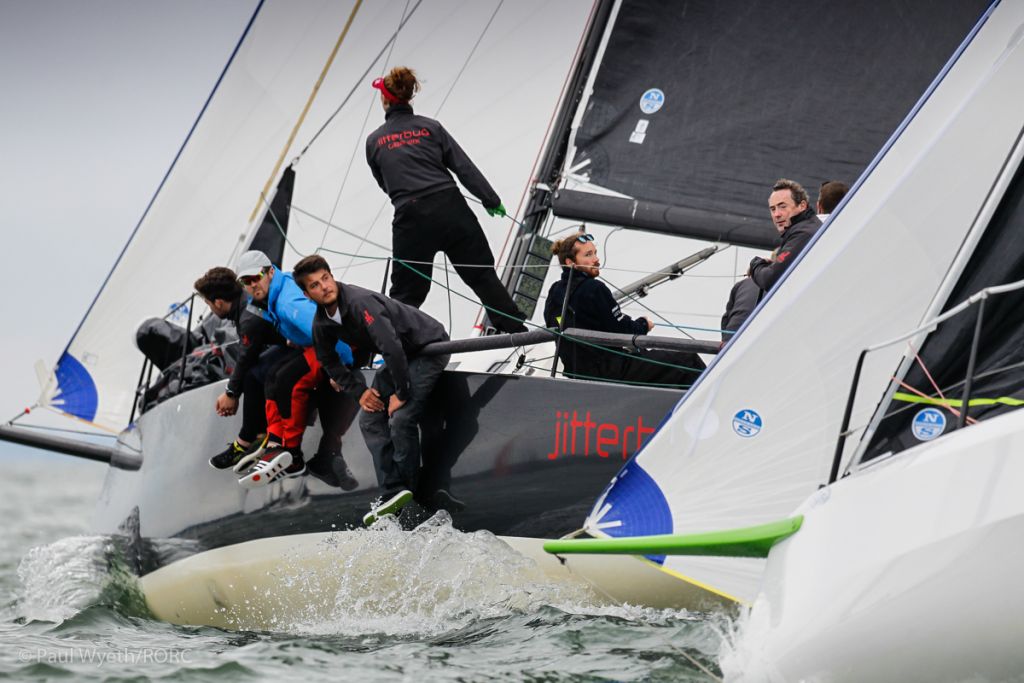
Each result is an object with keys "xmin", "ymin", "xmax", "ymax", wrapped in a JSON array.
[{"xmin": 486, "ymin": 203, "xmax": 507, "ymax": 218}]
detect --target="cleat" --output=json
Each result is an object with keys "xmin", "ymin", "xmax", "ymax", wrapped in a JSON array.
[
  {"xmin": 363, "ymin": 490, "xmax": 413, "ymax": 526},
  {"xmin": 237, "ymin": 447, "xmax": 298, "ymax": 488}
]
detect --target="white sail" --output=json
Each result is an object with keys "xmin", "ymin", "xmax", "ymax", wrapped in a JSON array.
[
  {"xmin": 47, "ymin": 0, "xmax": 594, "ymax": 430},
  {"xmin": 583, "ymin": 2, "xmax": 1024, "ymax": 603}
]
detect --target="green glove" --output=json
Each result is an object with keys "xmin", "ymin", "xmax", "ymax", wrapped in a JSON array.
[{"xmin": 486, "ymin": 203, "xmax": 507, "ymax": 218}]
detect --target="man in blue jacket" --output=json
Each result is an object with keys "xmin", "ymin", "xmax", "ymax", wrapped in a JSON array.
[{"xmin": 234, "ymin": 250, "xmax": 358, "ymax": 490}]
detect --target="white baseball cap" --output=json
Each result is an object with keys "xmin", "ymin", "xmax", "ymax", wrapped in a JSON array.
[{"xmin": 236, "ymin": 250, "xmax": 272, "ymax": 278}]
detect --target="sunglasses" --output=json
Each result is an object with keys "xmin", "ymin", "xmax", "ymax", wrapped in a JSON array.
[
  {"xmin": 238, "ymin": 268, "xmax": 267, "ymax": 286},
  {"xmin": 575, "ymin": 233, "xmax": 595, "ymax": 243}
]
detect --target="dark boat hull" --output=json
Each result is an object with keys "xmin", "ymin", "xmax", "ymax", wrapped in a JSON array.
[{"xmin": 97, "ymin": 369, "xmax": 680, "ymax": 574}]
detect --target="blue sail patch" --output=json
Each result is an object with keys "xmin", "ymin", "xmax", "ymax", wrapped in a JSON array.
[
  {"xmin": 52, "ymin": 352, "xmax": 99, "ymax": 423},
  {"xmin": 589, "ymin": 460, "xmax": 672, "ymax": 564}
]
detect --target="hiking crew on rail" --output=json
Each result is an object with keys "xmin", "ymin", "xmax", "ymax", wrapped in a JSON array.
[
  {"xmin": 365, "ymin": 65, "xmax": 527, "ymax": 334},
  {"xmin": 293, "ymin": 254, "xmax": 451, "ymax": 526}
]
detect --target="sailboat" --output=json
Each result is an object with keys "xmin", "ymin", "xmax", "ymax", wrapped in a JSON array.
[
  {"xmin": 545, "ymin": 0, "xmax": 1000, "ymax": 605},
  {"xmin": 547, "ymin": 2, "xmax": 1024, "ymax": 677},
  {"xmin": 0, "ymin": 0, "xmax": 992, "ymax": 628}
]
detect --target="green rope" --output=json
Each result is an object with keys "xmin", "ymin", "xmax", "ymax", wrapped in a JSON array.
[
  {"xmin": 893, "ymin": 392, "xmax": 1024, "ymax": 408},
  {"xmin": 264, "ymin": 199, "xmax": 703, "ymax": 374}
]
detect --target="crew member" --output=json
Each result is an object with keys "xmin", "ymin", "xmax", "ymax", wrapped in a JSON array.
[
  {"xmin": 543, "ymin": 233, "xmax": 704, "ymax": 389},
  {"xmin": 194, "ymin": 266, "xmax": 289, "ymax": 469},
  {"xmin": 293, "ymin": 254, "xmax": 450, "ymax": 526},
  {"xmin": 235, "ymin": 250, "xmax": 358, "ymax": 490},
  {"xmin": 721, "ymin": 178, "xmax": 826, "ymax": 338},
  {"xmin": 365, "ymin": 65, "xmax": 527, "ymax": 334}
]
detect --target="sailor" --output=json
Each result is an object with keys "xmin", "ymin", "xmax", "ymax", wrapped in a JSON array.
[
  {"xmin": 193, "ymin": 266, "xmax": 290, "ymax": 469},
  {"xmin": 365, "ymin": 66, "xmax": 527, "ymax": 334},
  {"xmin": 543, "ymin": 233, "xmax": 704, "ymax": 389},
  {"xmin": 722, "ymin": 178, "xmax": 826, "ymax": 337},
  {"xmin": 816, "ymin": 180, "xmax": 849, "ymax": 222},
  {"xmin": 748, "ymin": 178, "xmax": 823, "ymax": 293},
  {"xmin": 293, "ymin": 254, "xmax": 450, "ymax": 525},
  {"xmin": 235, "ymin": 251, "xmax": 359, "ymax": 490}
]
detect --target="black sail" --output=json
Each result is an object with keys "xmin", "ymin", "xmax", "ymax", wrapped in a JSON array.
[
  {"xmin": 863, "ymin": 159, "xmax": 1024, "ymax": 461},
  {"xmin": 559, "ymin": 0, "xmax": 990, "ymax": 240},
  {"xmin": 247, "ymin": 166, "xmax": 295, "ymax": 267}
]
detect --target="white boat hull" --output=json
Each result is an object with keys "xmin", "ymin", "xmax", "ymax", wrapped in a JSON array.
[
  {"xmin": 141, "ymin": 531, "xmax": 734, "ymax": 630},
  {"xmin": 730, "ymin": 409, "xmax": 1024, "ymax": 682}
]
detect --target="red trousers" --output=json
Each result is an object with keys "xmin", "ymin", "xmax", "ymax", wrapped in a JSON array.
[{"xmin": 265, "ymin": 346, "xmax": 322, "ymax": 448}]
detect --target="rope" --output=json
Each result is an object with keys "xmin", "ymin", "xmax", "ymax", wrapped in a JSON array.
[
  {"xmin": 248, "ymin": 0, "xmax": 364, "ymax": 223},
  {"xmin": 316, "ymin": 0, "xmax": 412, "ymax": 254},
  {"xmin": 295, "ymin": 0, "xmax": 425, "ymax": 161},
  {"xmin": 265, "ymin": 198, "xmax": 702, "ymax": 374},
  {"xmin": 433, "ymin": 0, "xmax": 504, "ymax": 117},
  {"xmin": 599, "ymin": 273, "xmax": 697, "ymax": 341},
  {"xmin": 892, "ymin": 392, "xmax": 1024, "ymax": 408},
  {"xmin": 518, "ymin": 363, "xmax": 692, "ymax": 389}
]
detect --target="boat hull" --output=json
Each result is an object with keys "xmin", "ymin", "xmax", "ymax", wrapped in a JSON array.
[
  {"xmin": 96, "ymin": 369, "xmax": 690, "ymax": 573},
  {"xmin": 733, "ymin": 409, "xmax": 1024, "ymax": 682}
]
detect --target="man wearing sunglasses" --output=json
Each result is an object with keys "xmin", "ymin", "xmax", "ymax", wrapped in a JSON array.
[
  {"xmin": 233, "ymin": 251, "xmax": 359, "ymax": 491},
  {"xmin": 194, "ymin": 266, "xmax": 290, "ymax": 470},
  {"xmin": 544, "ymin": 232, "xmax": 704, "ymax": 390}
]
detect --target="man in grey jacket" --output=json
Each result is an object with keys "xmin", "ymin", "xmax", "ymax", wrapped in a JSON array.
[{"xmin": 293, "ymin": 254, "xmax": 450, "ymax": 525}]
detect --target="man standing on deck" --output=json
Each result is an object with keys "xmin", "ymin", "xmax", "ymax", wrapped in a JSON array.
[
  {"xmin": 235, "ymin": 251, "xmax": 360, "ymax": 490},
  {"xmin": 292, "ymin": 254, "xmax": 450, "ymax": 526},
  {"xmin": 721, "ymin": 178, "xmax": 824, "ymax": 338}
]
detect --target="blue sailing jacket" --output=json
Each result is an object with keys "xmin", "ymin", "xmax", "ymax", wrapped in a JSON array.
[{"xmin": 263, "ymin": 270, "xmax": 354, "ymax": 365}]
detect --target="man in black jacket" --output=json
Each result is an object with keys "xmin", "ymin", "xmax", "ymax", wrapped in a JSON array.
[
  {"xmin": 195, "ymin": 267, "xmax": 291, "ymax": 469},
  {"xmin": 748, "ymin": 178, "xmax": 823, "ymax": 292},
  {"xmin": 543, "ymin": 233, "xmax": 704, "ymax": 389},
  {"xmin": 721, "ymin": 179, "xmax": 825, "ymax": 338},
  {"xmin": 293, "ymin": 254, "xmax": 450, "ymax": 525}
]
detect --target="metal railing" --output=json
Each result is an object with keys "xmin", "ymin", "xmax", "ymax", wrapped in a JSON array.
[{"xmin": 829, "ymin": 277, "xmax": 1024, "ymax": 484}]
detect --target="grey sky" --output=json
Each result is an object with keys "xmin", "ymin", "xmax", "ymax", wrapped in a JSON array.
[{"xmin": 1, "ymin": 0, "xmax": 257, "ymax": 445}]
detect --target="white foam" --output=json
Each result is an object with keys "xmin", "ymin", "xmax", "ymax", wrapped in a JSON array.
[{"xmin": 16, "ymin": 535, "xmax": 111, "ymax": 622}]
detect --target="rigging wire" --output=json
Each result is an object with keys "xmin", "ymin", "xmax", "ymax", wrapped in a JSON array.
[
  {"xmin": 599, "ymin": 273, "xmax": 698, "ymax": 341},
  {"xmin": 248, "ymin": 0, "xmax": 365, "ymax": 224},
  {"xmin": 432, "ymin": 0, "xmax": 504, "ymax": 118},
  {"xmin": 316, "ymin": 0, "xmax": 413, "ymax": 254},
  {"xmin": 294, "ymin": 0, "xmax": 425, "ymax": 163}
]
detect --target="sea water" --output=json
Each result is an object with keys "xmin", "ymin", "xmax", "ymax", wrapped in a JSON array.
[{"xmin": 0, "ymin": 452, "xmax": 731, "ymax": 681}]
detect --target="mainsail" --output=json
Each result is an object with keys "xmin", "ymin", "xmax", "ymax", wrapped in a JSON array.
[
  {"xmin": 45, "ymin": 0, "xmax": 595, "ymax": 430},
  {"xmin": 551, "ymin": 0, "xmax": 990, "ymax": 244},
  {"xmin": 578, "ymin": 0, "xmax": 1003, "ymax": 602}
]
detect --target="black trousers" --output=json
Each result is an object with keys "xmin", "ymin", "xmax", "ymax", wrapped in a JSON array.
[
  {"xmin": 390, "ymin": 188, "xmax": 525, "ymax": 333},
  {"xmin": 238, "ymin": 346, "xmax": 294, "ymax": 442}
]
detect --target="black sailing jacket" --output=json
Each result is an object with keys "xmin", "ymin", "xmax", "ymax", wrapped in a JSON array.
[
  {"xmin": 225, "ymin": 292, "xmax": 286, "ymax": 397},
  {"xmin": 365, "ymin": 103, "xmax": 501, "ymax": 210},
  {"xmin": 543, "ymin": 267, "xmax": 649, "ymax": 379},
  {"xmin": 748, "ymin": 207, "xmax": 823, "ymax": 292},
  {"xmin": 311, "ymin": 282, "xmax": 448, "ymax": 401}
]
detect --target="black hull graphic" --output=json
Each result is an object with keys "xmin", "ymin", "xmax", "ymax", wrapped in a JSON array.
[{"xmin": 99, "ymin": 370, "xmax": 680, "ymax": 575}]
